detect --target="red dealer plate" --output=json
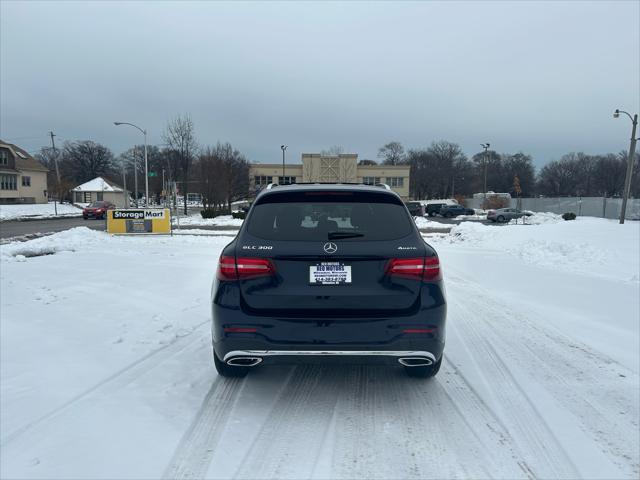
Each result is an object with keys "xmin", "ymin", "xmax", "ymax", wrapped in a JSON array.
[{"xmin": 309, "ymin": 262, "xmax": 352, "ymax": 285}]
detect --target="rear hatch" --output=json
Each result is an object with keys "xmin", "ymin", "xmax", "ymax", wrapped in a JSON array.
[{"xmin": 235, "ymin": 189, "xmax": 428, "ymax": 317}]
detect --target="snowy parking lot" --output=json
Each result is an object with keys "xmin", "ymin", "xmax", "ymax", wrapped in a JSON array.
[{"xmin": 1, "ymin": 219, "xmax": 638, "ymax": 479}]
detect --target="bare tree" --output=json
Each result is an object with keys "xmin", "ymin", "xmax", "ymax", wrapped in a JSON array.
[
  {"xmin": 357, "ymin": 159, "xmax": 378, "ymax": 166},
  {"xmin": 59, "ymin": 140, "xmax": 116, "ymax": 184},
  {"xmin": 378, "ymin": 141, "xmax": 405, "ymax": 165},
  {"xmin": 163, "ymin": 114, "xmax": 197, "ymax": 214},
  {"xmin": 321, "ymin": 145, "xmax": 344, "ymax": 156}
]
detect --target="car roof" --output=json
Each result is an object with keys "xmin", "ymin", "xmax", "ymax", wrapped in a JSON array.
[{"xmin": 256, "ymin": 182, "xmax": 399, "ymax": 199}]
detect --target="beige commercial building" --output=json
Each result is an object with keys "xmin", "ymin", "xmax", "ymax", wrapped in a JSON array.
[
  {"xmin": 0, "ymin": 140, "xmax": 49, "ymax": 204},
  {"xmin": 250, "ymin": 153, "xmax": 410, "ymax": 198}
]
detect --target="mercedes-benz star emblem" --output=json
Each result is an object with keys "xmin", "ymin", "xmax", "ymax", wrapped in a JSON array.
[{"xmin": 323, "ymin": 242, "xmax": 338, "ymax": 254}]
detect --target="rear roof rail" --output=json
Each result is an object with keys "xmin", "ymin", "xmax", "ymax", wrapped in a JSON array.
[{"xmin": 266, "ymin": 182, "xmax": 392, "ymax": 189}]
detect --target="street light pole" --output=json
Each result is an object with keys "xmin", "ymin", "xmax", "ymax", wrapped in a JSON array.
[
  {"xmin": 144, "ymin": 130, "xmax": 149, "ymax": 206},
  {"xmin": 133, "ymin": 145, "xmax": 139, "ymax": 207},
  {"xmin": 481, "ymin": 143, "xmax": 490, "ymax": 202},
  {"xmin": 281, "ymin": 145, "xmax": 287, "ymax": 183},
  {"xmin": 114, "ymin": 122, "xmax": 149, "ymax": 206},
  {"xmin": 614, "ymin": 109, "xmax": 638, "ymax": 224}
]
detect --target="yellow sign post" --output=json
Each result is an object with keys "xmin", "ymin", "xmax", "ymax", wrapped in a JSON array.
[{"xmin": 107, "ymin": 208, "xmax": 171, "ymax": 234}]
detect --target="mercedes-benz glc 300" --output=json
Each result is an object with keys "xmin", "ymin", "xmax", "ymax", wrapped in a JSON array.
[{"xmin": 211, "ymin": 183, "xmax": 446, "ymax": 378}]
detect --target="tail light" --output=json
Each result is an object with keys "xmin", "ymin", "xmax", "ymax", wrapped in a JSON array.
[
  {"xmin": 217, "ymin": 255, "xmax": 275, "ymax": 281},
  {"xmin": 385, "ymin": 256, "xmax": 441, "ymax": 282}
]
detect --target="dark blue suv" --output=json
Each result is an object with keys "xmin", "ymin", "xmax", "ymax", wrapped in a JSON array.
[{"xmin": 211, "ymin": 183, "xmax": 446, "ymax": 378}]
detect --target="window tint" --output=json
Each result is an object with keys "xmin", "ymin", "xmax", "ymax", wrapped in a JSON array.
[{"xmin": 247, "ymin": 191, "xmax": 414, "ymax": 241}]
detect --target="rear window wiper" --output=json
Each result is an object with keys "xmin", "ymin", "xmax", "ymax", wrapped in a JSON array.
[{"xmin": 328, "ymin": 231, "xmax": 365, "ymax": 240}]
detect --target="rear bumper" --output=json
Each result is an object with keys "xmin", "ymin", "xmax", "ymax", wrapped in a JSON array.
[
  {"xmin": 222, "ymin": 349, "xmax": 437, "ymax": 367},
  {"xmin": 212, "ymin": 305, "xmax": 446, "ymax": 365}
]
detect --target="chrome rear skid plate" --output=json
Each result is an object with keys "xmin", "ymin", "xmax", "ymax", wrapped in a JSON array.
[{"xmin": 223, "ymin": 350, "xmax": 436, "ymax": 367}]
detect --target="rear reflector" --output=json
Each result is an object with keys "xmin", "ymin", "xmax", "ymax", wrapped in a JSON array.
[
  {"xmin": 386, "ymin": 256, "xmax": 441, "ymax": 282},
  {"xmin": 224, "ymin": 327, "xmax": 258, "ymax": 333},
  {"xmin": 217, "ymin": 256, "xmax": 275, "ymax": 281},
  {"xmin": 402, "ymin": 328, "xmax": 435, "ymax": 334}
]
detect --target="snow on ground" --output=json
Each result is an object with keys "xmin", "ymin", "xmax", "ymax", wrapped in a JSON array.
[
  {"xmin": 444, "ymin": 216, "xmax": 639, "ymax": 282},
  {"xmin": 0, "ymin": 203, "xmax": 82, "ymax": 221},
  {"xmin": 173, "ymin": 214, "xmax": 244, "ymax": 227},
  {"xmin": 1, "ymin": 221, "xmax": 638, "ymax": 479},
  {"xmin": 413, "ymin": 216, "xmax": 450, "ymax": 230}
]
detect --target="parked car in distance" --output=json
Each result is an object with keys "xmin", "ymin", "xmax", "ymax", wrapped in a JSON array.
[
  {"xmin": 404, "ymin": 201, "xmax": 425, "ymax": 217},
  {"xmin": 83, "ymin": 201, "xmax": 116, "ymax": 220},
  {"xmin": 212, "ymin": 183, "xmax": 447, "ymax": 379},
  {"xmin": 426, "ymin": 203, "xmax": 446, "ymax": 217},
  {"xmin": 487, "ymin": 208, "xmax": 533, "ymax": 223},
  {"xmin": 438, "ymin": 204, "xmax": 475, "ymax": 218}
]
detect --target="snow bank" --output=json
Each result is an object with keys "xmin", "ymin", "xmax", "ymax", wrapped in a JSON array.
[
  {"xmin": 435, "ymin": 217, "xmax": 639, "ymax": 282},
  {"xmin": 0, "ymin": 227, "xmax": 105, "ymax": 259},
  {"xmin": 173, "ymin": 214, "xmax": 244, "ymax": 227},
  {"xmin": 508, "ymin": 211, "xmax": 563, "ymax": 225},
  {"xmin": 0, "ymin": 202, "xmax": 82, "ymax": 221}
]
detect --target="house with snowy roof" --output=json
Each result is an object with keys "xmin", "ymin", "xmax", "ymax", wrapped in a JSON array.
[
  {"xmin": 72, "ymin": 177, "xmax": 126, "ymax": 206},
  {"xmin": 0, "ymin": 140, "xmax": 49, "ymax": 204}
]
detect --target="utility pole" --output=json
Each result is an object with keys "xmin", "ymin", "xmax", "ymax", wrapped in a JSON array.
[
  {"xmin": 49, "ymin": 131, "xmax": 61, "ymax": 215},
  {"xmin": 281, "ymin": 145, "xmax": 287, "ymax": 183},
  {"xmin": 121, "ymin": 156, "xmax": 129, "ymax": 208},
  {"xmin": 614, "ymin": 109, "xmax": 638, "ymax": 224},
  {"xmin": 49, "ymin": 131, "xmax": 61, "ymax": 184}
]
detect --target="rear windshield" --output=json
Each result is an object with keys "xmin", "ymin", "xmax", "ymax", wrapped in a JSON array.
[{"xmin": 247, "ymin": 191, "xmax": 415, "ymax": 241}]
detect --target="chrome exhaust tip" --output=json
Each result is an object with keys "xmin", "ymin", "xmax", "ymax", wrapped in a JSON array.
[
  {"xmin": 226, "ymin": 356, "xmax": 262, "ymax": 367},
  {"xmin": 398, "ymin": 357, "xmax": 433, "ymax": 367}
]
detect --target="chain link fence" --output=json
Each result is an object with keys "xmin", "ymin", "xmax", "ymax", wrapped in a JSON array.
[{"xmin": 465, "ymin": 196, "xmax": 640, "ymax": 220}]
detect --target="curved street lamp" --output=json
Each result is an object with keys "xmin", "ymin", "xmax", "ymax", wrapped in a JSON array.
[
  {"xmin": 613, "ymin": 109, "xmax": 638, "ymax": 224},
  {"xmin": 114, "ymin": 122, "xmax": 149, "ymax": 206}
]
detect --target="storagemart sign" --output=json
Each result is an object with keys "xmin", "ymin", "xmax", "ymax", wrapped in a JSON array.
[
  {"xmin": 107, "ymin": 209, "xmax": 171, "ymax": 234},
  {"xmin": 112, "ymin": 209, "xmax": 167, "ymax": 220}
]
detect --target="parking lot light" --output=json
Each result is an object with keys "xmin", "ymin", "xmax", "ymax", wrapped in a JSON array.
[
  {"xmin": 613, "ymin": 109, "xmax": 638, "ymax": 224},
  {"xmin": 114, "ymin": 122, "xmax": 149, "ymax": 206}
]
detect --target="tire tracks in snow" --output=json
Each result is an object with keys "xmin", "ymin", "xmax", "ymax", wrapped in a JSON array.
[
  {"xmin": 163, "ymin": 376, "xmax": 245, "ymax": 480},
  {"xmin": 329, "ymin": 365, "xmax": 528, "ymax": 479},
  {"xmin": 450, "ymin": 302, "xmax": 581, "ymax": 478},
  {"xmin": 447, "ymin": 270, "xmax": 639, "ymax": 477},
  {"xmin": 1, "ymin": 319, "xmax": 211, "ymax": 448},
  {"xmin": 232, "ymin": 365, "xmax": 344, "ymax": 479}
]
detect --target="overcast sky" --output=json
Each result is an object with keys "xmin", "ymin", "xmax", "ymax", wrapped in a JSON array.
[{"xmin": 1, "ymin": 1, "xmax": 638, "ymax": 166}]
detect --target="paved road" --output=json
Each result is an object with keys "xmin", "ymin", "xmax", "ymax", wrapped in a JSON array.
[
  {"xmin": 0, "ymin": 218, "xmax": 245, "ymax": 240},
  {"xmin": 0, "ymin": 217, "xmax": 106, "ymax": 240}
]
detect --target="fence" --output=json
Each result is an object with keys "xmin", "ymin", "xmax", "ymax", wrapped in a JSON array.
[{"xmin": 465, "ymin": 196, "xmax": 640, "ymax": 220}]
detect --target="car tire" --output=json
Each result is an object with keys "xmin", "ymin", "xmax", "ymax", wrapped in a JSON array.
[
  {"xmin": 428, "ymin": 212, "xmax": 436, "ymax": 217},
  {"xmin": 497, "ymin": 215, "xmax": 506, "ymax": 223},
  {"xmin": 445, "ymin": 213, "xmax": 453, "ymax": 218},
  {"xmin": 404, "ymin": 356, "xmax": 442, "ymax": 378},
  {"xmin": 213, "ymin": 349, "xmax": 249, "ymax": 378}
]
